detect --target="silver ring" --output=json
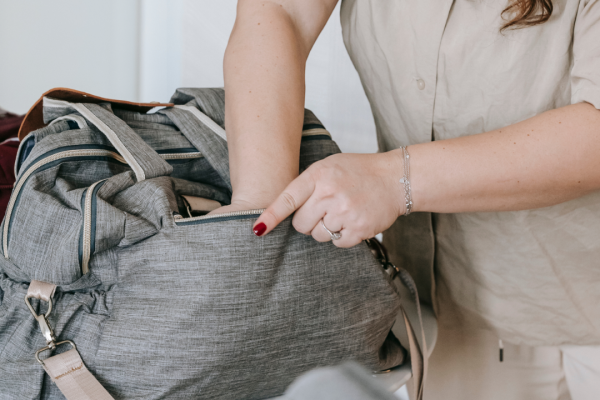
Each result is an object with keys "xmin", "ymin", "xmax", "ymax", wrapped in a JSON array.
[{"xmin": 321, "ymin": 220, "xmax": 342, "ymax": 241}]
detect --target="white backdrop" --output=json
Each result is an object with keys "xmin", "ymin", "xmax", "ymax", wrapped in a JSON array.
[
  {"xmin": 0, "ymin": 0, "xmax": 377, "ymax": 154},
  {"xmin": 0, "ymin": 0, "xmax": 141, "ymax": 114}
]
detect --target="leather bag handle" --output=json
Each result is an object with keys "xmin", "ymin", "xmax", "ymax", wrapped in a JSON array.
[{"xmin": 18, "ymin": 87, "xmax": 174, "ymax": 140}]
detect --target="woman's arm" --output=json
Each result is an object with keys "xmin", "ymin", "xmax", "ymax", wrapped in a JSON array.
[
  {"xmin": 410, "ymin": 102, "xmax": 600, "ymax": 212},
  {"xmin": 253, "ymin": 102, "xmax": 600, "ymax": 246},
  {"xmin": 221, "ymin": 0, "xmax": 338, "ymax": 212}
]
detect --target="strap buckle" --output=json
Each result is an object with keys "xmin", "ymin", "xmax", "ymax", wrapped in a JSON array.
[
  {"xmin": 365, "ymin": 238, "xmax": 400, "ymax": 279},
  {"xmin": 35, "ymin": 340, "xmax": 76, "ymax": 366}
]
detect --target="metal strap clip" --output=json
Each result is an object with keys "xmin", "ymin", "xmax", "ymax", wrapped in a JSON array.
[
  {"xmin": 25, "ymin": 294, "xmax": 57, "ymax": 348},
  {"xmin": 365, "ymin": 238, "xmax": 400, "ymax": 279},
  {"xmin": 24, "ymin": 281, "xmax": 75, "ymax": 365},
  {"xmin": 35, "ymin": 340, "xmax": 77, "ymax": 366}
]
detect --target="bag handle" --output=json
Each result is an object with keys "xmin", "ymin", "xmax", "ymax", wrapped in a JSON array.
[
  {"xmin": 44, "ymin": 98, "xmax": 173, "ymax": 182},
  {"xmin": 18, "ymin": 87, "xmax": 174, "ymax": 141},
  {"xmin": 163, "ymin": 106, "xmax": 232, "ymax": 191}
]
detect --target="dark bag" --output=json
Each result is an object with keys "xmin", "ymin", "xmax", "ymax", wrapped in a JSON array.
[
  {"xmin": 0, "ymin": 108, "xmax": 23, "ymax": 142},
  {"xmin": 0, "ymin": 109, "xmax": 22, "ymax": 217}
]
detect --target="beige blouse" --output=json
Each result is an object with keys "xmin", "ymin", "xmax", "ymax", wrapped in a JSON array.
[{"xmin": 340, "ymin": 0, "xmax": 600, "ymax": 346}]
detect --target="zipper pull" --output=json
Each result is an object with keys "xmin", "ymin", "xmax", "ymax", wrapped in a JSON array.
[{"xmin": 499, "ymin": 340, "xmax": 504, "ymax": 362}]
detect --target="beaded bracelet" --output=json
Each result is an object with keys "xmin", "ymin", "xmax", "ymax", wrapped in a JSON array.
[{"xmin": 399, "ymin": 146, "xmax": 413, "ymax": 216}]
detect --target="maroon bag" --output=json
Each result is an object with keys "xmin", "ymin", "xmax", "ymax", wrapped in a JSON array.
[{"xmin": 0, "ymin": 110, "xmax": 22, "ymax": 216}]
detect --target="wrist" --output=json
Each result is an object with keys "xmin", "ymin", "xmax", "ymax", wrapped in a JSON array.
[
  {"xmin": 229, "ymin": 154, "xmax": 299, "ymax": 209},
  {"xmin": 230, "ymin": 174, "xmax": 296, "ymax": 210},
  {"xmin": 230, "ymin": 188, "xmax": 283, "ymax": 210}
]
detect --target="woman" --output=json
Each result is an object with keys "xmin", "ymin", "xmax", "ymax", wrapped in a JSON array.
[{"xmin": 220, "ymin": 0, "xmax": 600, "ymax": 398}]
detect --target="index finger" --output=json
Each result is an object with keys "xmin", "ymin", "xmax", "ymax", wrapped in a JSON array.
[{"xmin": 252, "ymin": 172, "xmax": 316, "ymax": 236}]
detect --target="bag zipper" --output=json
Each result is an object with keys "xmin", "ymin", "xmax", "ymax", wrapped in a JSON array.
[
  {"xmin": 174, "ymin": 209, "xmax": 265, "ymax": 225},
  {"xmin": 5, "ymin": 145, "xmax": 205, "ymax": 259},
  {"xmin": 159, "ymin": 152, "xmax": 202, "ymax": 160},
  {"xmin": 79, "ymin": 180, "xmax": 107, "ymax": 275},
  {"xmin": 3, "ymin": 148, "xmax": 126, "ymax": 258}
]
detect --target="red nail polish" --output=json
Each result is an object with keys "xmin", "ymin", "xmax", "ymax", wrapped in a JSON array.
[{"xmin": 253, "ymin": 222, "xmax": 267, "ymax": 236}]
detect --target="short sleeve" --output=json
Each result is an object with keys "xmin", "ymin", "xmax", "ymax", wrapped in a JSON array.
[{"xmin": 571, "ymin": 0, "xmax": 600, "ymax": 109}]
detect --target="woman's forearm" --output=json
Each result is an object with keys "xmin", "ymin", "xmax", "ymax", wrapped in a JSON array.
[
  {"xmin": 251, "ymin": 103, "xmax": 600, "ymax": 245},
  {"xmin": 224, "ymin": 2, "xmax": 307, "ymax": 208},
  {"xmin": 410, "ymin": 103, "xmax": 600, "ymax": 213}
]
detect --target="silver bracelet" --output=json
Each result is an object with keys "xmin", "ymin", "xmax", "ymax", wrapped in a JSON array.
[{"xmin": 399, "ymin": 146, "xmax": 413, "ymax": 216}]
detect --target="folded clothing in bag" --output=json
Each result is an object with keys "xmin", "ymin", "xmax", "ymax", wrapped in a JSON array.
[{"xmin": 0, "ymin": 88, "xmax": 424, "ymax": 400}]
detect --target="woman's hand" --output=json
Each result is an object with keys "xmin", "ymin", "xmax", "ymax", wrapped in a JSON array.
[{"xmin": 252, "ymin": 151, "xmax": 406, "ymax": 248}]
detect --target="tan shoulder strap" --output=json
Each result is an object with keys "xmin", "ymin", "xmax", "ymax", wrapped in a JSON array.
[
  {"xmin": 26, "ymin": 281, "xmax": 115, "ymax": 400},
  {"xmin": 42, "ymin": 348, "xmax": 114, "ymax": 400},
  {"xmin": 397, "ymin": 268, "xmax": 428, "ymax": 400},
  {"xmin": 366, "ymin": 238, "xmax": 429, "ymax": 400}
]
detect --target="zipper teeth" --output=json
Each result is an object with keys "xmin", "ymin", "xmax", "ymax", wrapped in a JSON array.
[
  {"xmin": 174, "ymin": 208, "xmax": 265, "ymax": 223},
  {"xmin": 3, "ymin": 149, "xmax": 124, "ymax": 258},
  {"xmin": 81, "ymin": 180, "xmax": 104, "ymax": 274},
  {"xmin": 160, "ymin": 152, "xmax": 203, "ymax": 160}
]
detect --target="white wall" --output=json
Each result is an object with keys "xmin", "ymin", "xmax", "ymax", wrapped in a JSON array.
[
  {"xmin": 138, "ymin": 0, "xmax": 183, "ymax": 103},
  {"xmin": 0, "ymin": 1, "xmax": 377, "ymax": 153},
  {"xmin": 0, "ymin": 0, "xmax": 142, "ymax": 114},
  {"xmin": 303, "ymin": 4, "xmax": 378, "ymax": 154},
  {"xmin": 181, "ymin": 1, "xmax": 377, "ymax": 153}
]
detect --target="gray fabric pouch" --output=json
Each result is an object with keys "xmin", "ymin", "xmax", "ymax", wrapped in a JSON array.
[{"xmin": 0, "ymin": 88, "xmax": 408, "ymax": 400}]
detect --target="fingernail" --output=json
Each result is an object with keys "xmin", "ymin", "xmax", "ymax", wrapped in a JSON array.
[{"xmin": 253, "ymin": 222, "xmax": 267, "ymax": 236}]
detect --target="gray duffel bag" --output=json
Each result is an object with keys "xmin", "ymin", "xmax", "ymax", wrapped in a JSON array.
[{"xmin": 0, "ymin": 88, "xmax": 425, "ymax": 400}]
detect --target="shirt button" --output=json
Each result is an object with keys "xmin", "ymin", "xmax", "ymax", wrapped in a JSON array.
[{"xmin": 416, "ymin": 79, "xmax": 426, "ymax": 90}]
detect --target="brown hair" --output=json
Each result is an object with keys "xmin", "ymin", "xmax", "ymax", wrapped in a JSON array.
[{"xmin": 501, "ymin": 0, "xmax": 553, "ymax": 31}]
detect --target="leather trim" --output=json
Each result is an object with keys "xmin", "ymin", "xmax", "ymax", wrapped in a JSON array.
[
  {"xmin": 18, "ymin": 88, "xmax": 173, "ymax": 140},
  {"xmin": 26, "ymin": 280, "xmax": 57, "ymax": 302}
]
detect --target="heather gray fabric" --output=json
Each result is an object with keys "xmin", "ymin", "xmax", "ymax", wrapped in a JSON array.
[{"xmin": 0, "ymin": 88, "xmax": 407, "ymax": 400}]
